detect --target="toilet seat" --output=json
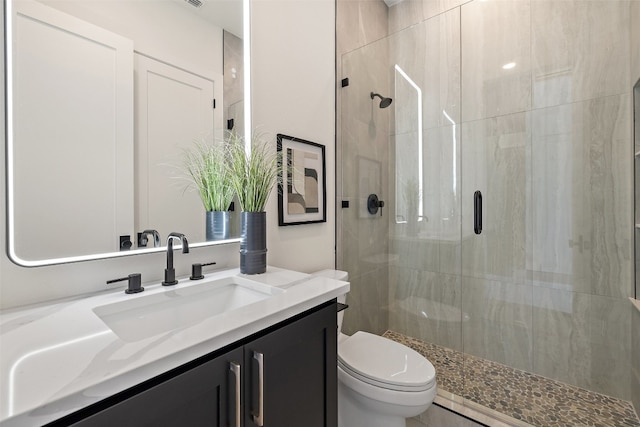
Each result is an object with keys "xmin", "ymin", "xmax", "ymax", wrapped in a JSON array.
[{"xmin": 338, "ymin": 331, "xmax": 436, "ymax": 392}]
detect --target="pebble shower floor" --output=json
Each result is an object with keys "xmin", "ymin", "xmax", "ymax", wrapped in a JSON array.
[{"xmin": 383, "ymin": 331, "xmax": 640, "ymax": 427}]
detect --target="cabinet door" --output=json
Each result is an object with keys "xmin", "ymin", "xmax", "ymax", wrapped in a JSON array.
[
  {"xmin": 70, "ymin": 347, "xmax": 243, "ymax": 427},
  {"xmin": 244, "ymin": 302, "xmax": 337, "ymax": 427}
]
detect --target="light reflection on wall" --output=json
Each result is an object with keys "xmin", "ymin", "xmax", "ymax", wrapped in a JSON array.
[
  {"xmin": 394, "ymin": 64, "xmax": 423, "ymax": 224},
  {"xmin": 442, "ymin": 109, "xmax": 457, "ymax": 200}
]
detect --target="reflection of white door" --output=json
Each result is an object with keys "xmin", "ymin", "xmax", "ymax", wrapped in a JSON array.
[
  {"xmin": 135, "ymin": 54, "xmax": 216, "ymax": 244},
  {"xmin": 12, "ymin": 0, "xmax": 134, "ymax": 261}
]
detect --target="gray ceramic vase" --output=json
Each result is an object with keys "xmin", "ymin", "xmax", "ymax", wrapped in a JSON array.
[
  {"xmin": 206, "ymin": 211, "xmax": 230, "ymax": 241},
  {"xmin": 240, "ymin": 211, "xmax": 267, "ymax": 274}
]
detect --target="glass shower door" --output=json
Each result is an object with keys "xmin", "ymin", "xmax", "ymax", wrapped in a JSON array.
[
  {"xmin": 459, "ymin": 114, "xmax": 533, "ymax": 372},
  {"xmin": 385, "ymin": 14, "xmax": 465, "ymax": 362}
]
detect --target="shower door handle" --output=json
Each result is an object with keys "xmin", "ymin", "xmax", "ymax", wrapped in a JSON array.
[{"xmin": 474, "ymin": 191, "xmax": 482, "ymax": 235}]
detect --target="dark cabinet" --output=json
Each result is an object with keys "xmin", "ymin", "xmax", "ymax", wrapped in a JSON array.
[
  {"xmin": 244, "ymin": 300, "xmax": 337, "ymax": 427},
  {"xmin": 70, "ymin": 347, "xmax": 243, "ymax": 427},
  {"xmin": 54, "ymin": 301, "xmax": 337, "ymax": 427}
]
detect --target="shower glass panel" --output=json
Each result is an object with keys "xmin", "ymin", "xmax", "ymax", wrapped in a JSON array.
[
  {"xmin": 339, "ymin": 35, "xmax": 393, "ymax": 337},
  {"xmin": 338, "ymin": 8, "xmax": 464, "ymax": 385},
  {"xmin": 386, "ymin": 13, "xmax": 463, "ymax": 357}
]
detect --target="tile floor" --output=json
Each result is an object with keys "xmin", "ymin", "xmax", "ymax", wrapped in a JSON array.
[{"xmin": 384, "ymin": 331, "xmax": 640, "ymax": 427}]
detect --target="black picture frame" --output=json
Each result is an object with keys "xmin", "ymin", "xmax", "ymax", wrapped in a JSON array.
[{"xmin": 277, "ymin": 134, "xmax": 327, "ymax": 226}]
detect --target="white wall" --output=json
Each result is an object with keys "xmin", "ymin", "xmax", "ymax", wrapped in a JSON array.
[
  {"xmin": 251, "ymin": 0, "xmax": 336, "ymax": 273},
  {"xmin": 0, "ymin": 0, "xmax": 336, "ymax": 309}
]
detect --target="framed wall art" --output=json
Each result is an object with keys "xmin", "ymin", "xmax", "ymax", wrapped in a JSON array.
[{"xmin": 277, "ymin": 134, "xmax": 326, "ymax": 226}]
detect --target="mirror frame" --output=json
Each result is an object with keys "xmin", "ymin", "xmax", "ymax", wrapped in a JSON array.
[{"xmin": 4, "ymin": 0, "xmax": 252, "ymax": 267}]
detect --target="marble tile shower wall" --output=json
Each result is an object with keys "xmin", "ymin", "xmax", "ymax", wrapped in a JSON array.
[
  {"xmin": 338, "ymin": 1, "xmax": 392, "ymax": 336},
  {"xmin": 337, "ymin": 0, "xmax": 636, "ymax": 402}
]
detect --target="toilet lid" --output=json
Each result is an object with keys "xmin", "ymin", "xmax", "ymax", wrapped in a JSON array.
[{"xmin": 338, "ymin": 331, "xmax": 436, "ymax": 391}]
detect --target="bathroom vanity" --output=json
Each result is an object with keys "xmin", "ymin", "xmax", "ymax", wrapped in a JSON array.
[{"xmin": 0, "ymin": 268, "xmax": 348, "ymax": 427}]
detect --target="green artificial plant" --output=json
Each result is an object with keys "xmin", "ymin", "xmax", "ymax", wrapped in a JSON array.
[
  {"xmin": 183, "ymin": 139, "xmax": 235, "ymax": 212},
  {"xmin": 227, "ymin": 132, "xmax": 280, "ymax": 213}
]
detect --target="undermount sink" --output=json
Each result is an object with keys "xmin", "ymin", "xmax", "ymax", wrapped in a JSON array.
[{"xmin": 93, "ymin": 276, "xmax": 285, "ymax": 342}]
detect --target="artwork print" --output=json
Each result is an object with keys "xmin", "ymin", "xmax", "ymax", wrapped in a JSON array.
[{"xmin": 277, "ymin": 134, "xmax": 326, "ymax": 226}]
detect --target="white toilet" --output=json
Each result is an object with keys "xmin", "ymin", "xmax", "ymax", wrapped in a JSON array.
[{"xmin": 312, "ymin": 270, "xmax": 437, "ymax": 427}]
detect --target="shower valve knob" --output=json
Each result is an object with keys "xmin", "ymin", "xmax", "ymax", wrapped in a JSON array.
[{"xmin": 367, "ymin": 194, "xmax": 385, "ymax": 216}]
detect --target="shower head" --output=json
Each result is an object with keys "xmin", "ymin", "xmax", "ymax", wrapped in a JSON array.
[{"xmin": 370, "ymin": 92, "xmax": 393, "ymax": 109}]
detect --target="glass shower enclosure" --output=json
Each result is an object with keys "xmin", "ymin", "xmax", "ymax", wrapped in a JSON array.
[{"xmin": 337, "ymin": 0, "xmax": 634, "ymax": 418}]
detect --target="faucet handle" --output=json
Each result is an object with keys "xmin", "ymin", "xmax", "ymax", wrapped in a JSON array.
[
  {"xmin": 107, "ymin": 273, "xmax": 144, "ymax": 294},
  {"xmin": 190, "ymin": 262, "xmax": 217, "ymax": 280}
]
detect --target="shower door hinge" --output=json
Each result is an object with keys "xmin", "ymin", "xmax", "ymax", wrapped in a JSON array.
[
  {"xmin": 341, "ymin": 78, "xmax": 349, "ymax": 88},
  {"xmin": 212, "ymin": 99, "xmax": 216, "ymax": 109}
]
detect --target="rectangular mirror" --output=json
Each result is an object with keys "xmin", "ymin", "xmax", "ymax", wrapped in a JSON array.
[{"xmin": 6, "ymin": 0, "xmax": 248, "ymax": 266}]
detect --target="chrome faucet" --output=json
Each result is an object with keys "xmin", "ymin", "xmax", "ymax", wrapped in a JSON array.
[
  {"xmin": 140, "ymin": 229, "xmax": 161, "ymax": 248},
  {"xmin": 162, "ymin": 232, "xmax": 189, "ymax": 286}
]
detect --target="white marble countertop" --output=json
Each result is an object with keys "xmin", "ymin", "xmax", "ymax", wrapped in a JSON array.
[{"xmin": 0, "ymin": 267, "xmax": 349, "ymax": 427}]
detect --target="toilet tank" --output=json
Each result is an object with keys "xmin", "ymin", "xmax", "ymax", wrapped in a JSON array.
[{"xmin": 311, "ymin": 269, "xmax": 349, "ymax": 332}]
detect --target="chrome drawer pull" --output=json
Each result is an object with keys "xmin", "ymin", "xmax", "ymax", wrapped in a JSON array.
[
  {"xmin": 252, "ymin": 352, "xmax": 264, "ymax": 426},
  {"xmin": 230, "ymin": 362, "xmax": 241, "ymax": 427}
]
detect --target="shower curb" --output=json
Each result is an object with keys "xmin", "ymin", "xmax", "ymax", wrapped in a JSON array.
[{"xmin": 433, "ymin": 392, "xmax": 533, "ymax": 427}]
